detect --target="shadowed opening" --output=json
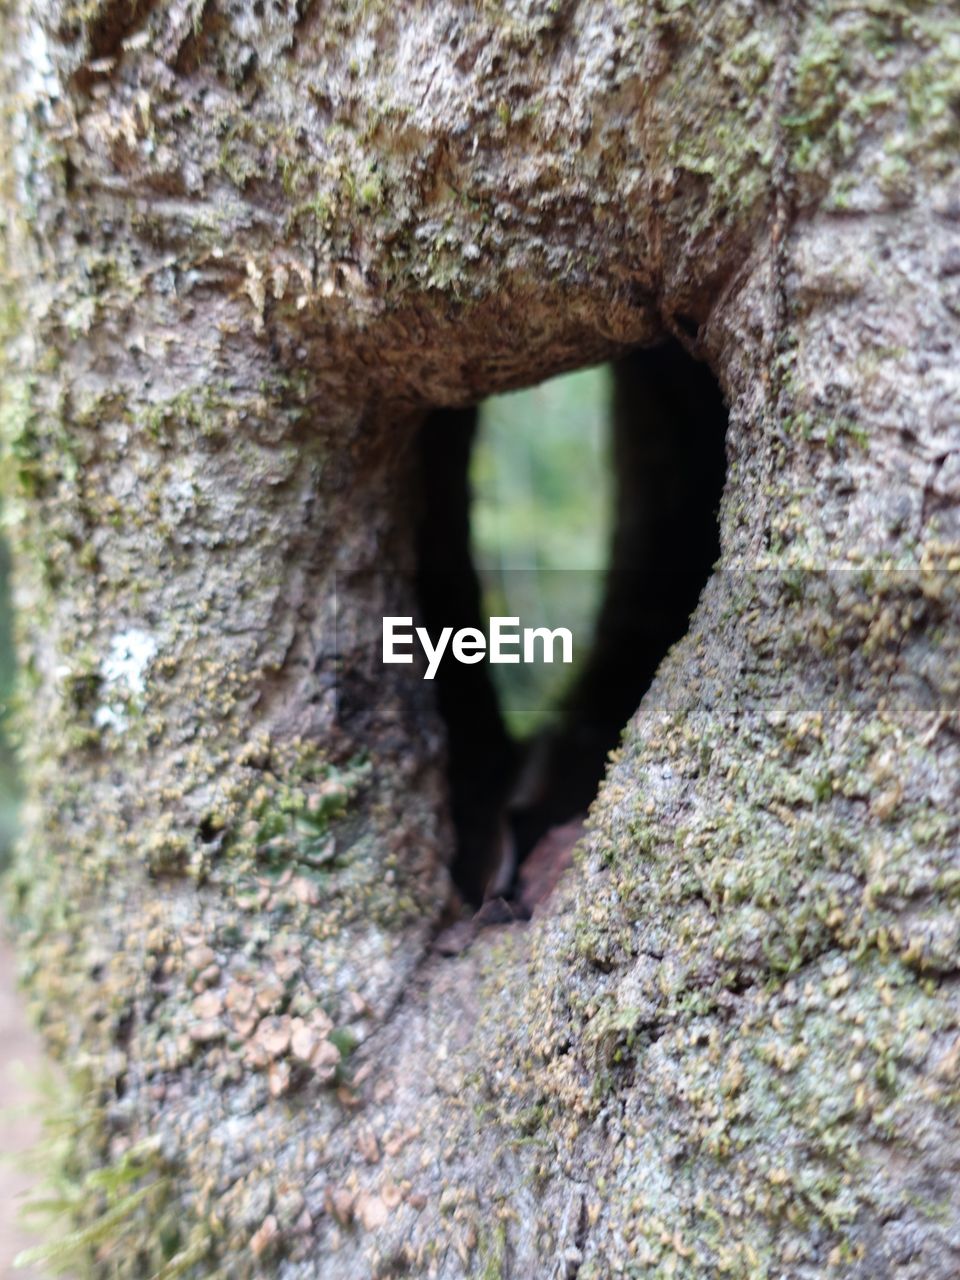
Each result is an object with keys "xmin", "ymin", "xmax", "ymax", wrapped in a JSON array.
[{"xmin": 416, "ymin": 340, "xmax": 728, "ymax": 909}]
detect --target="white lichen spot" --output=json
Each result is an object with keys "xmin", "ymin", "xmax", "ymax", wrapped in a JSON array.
[
  {"xmin": 12, "ymin": 23, "xmax": 63, "ymax": 199},
  {"xmin": 95, "ymin": 629, "xmax": 158, "ymax": 731},
  {"xmin": 23, "ymin": 22, "xmax": 58, "ymax": 106},
  {"xmin": 244, "ymin": 257, "xmax": 266, "ymax": 334}
]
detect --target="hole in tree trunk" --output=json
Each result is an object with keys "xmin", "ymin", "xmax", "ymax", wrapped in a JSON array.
[{"xmin": 416, "ymin": 339, "xmax": 728, "ymax": 911}]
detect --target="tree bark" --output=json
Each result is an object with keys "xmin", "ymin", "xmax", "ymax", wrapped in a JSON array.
[{"xmin": 1, "ymin": 0, "xmax": 959, "ymax": 1275}]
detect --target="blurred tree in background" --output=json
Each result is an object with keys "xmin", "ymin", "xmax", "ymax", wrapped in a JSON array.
[{"xmin": 0, "ymin": 530, "xmax": 17, "ymax": 861}]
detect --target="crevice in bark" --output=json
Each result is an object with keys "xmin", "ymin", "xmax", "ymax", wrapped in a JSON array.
[
  {"xmin": 415, "ymin": 405, "xmax": 517, "ymax": 907},
  {"xmin": 416, "ymin": 339, "xmax": 728, "ymax": 912}
]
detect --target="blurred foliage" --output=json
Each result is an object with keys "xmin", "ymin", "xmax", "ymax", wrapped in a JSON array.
[
  {"xmin": 470, "ymin": 365, "xmax": 613, "ymax": 737},
  {"xmin": 0, "ymin": 528, "xmax": 18, "ymax": 862}
]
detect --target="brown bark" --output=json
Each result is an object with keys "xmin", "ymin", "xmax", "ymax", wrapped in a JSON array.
[{"xmin": 1, "ymin": 1, "xmax": 958, "ymax": 1276}]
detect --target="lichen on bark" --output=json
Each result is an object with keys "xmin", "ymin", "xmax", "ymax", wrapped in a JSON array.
[{"xmin": 1, "ymin": 0, "xmax": 959, "ymax": 1276}]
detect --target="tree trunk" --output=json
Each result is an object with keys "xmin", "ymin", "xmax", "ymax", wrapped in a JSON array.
[{"xmin": 1, "ymin": 1, "xmax": 959, "ymax": 1275}]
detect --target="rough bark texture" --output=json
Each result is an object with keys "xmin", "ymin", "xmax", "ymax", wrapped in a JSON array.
[{"xmin": 1, "ymin": 0, "xmax": 959, "ymax": 1276}]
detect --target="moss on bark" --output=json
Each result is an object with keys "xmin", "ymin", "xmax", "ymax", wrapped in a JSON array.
[{"xmin": 1, "ymin": 0, "xmax": 959, "ymax": 1274}]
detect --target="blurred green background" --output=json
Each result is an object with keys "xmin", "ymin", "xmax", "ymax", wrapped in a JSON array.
[
  {"xmin": 470, "ymin": 364, "xmax": 613, "ymax": 738},
  {"xmin": 0, "ymin": 530, "xmax": 17, "ymax": 863}
]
